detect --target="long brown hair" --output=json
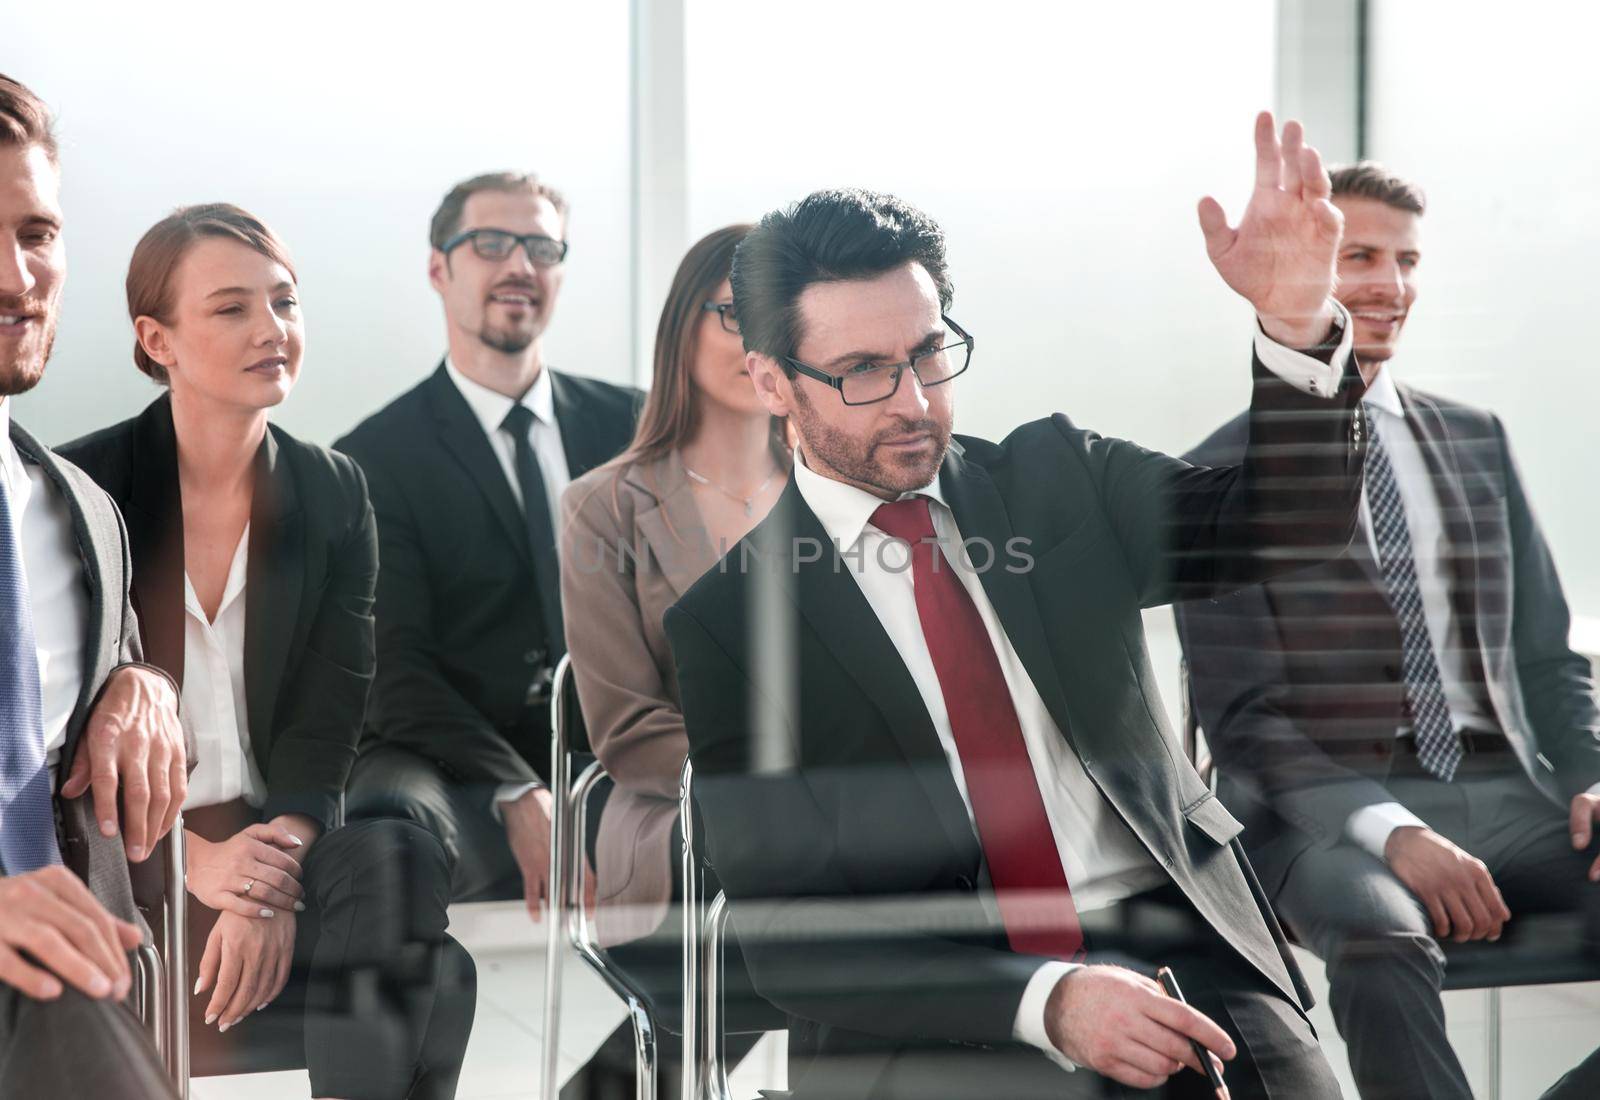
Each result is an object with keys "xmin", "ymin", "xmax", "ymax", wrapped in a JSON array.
[
  {"xmin": 126, "ymin": 203, "xmax": 296, "ymax": 384},
  {"xmin": 618, "ymin": 223, "xmax": 788, "ymax": 468}
]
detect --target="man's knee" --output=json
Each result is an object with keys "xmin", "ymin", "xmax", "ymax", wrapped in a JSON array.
[{"xmin": 310, "ymin": 819, "xmax": 455, "ymax": 938}]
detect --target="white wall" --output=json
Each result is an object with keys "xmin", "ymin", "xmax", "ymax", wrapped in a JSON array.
[
  {"xmin": 1367, "ymin": 0, "xmax": 1600, "ymax": 612},
  {"xmin": 7, "ymin": 0, "xmax": 632, "ymax": 449},
  {"xmin": 683, "ymin": 0, "xmax": 1280, "ymax": 455}
]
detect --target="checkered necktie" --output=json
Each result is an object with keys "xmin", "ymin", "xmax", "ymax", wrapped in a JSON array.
[
  {"xmin": 1366, "ymin": 416, "xmax": 1463, "ymax": 781},
  {"xmin": 0, "ymin": 462, "xmax": 63, "ymax": 872}
]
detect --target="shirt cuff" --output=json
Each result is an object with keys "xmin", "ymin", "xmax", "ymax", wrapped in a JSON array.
[
  {"xmin": 1252, "ymin": 300, "xmax": 1352, "ymax": 399},
  {"xmin": 490, "ymin": 780, "xmax": 544, "ymax": 821},
  {"xmin": 1013, "ymin": 960, "xmax": 1081, "ymax": 1073},
  {"xmin": 1346, "ymin": 800, "xmax": 1430, "ymax": 861}
]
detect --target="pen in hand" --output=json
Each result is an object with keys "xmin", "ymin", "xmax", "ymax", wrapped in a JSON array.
[{"xmin": 1156, "ymin": 966, "xmax": 1231, "ymax": 1100}]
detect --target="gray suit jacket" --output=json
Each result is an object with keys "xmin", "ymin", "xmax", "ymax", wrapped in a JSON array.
[
  {"xmin": 1175, "ymin": 382, "xmax": 1600, "ymax": 896},
  {"xmin": 6, "ymin": 419, "xmax": 150, "ymax": 925}
]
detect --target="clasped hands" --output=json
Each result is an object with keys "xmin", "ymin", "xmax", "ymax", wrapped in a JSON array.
[{"xmin": 187, "ymin": 816, "xmax": 315, "ymax": 1033}]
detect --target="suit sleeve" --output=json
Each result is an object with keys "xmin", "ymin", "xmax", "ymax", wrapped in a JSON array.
[
  {"xmin": 1175, "ymin": 587, "xmax": 1400, "ymax": 849},
  {"xmin": 560, "ymin": 484, "xmax": 687, "ymax": 801},
  {"xmin": 347, "ymin": 448, "xmax": 538, "ymax": 785},
  {"xmin": 260, "ymin": 468, "xmax": 378, "ymax": 829},
  {"xmin": 1497, "ymin": 417, "xmax": 1600, "ymax": 795},
  {"xmin": 1069, "ymin": 346, "xmax": 1365, "ymax": 610},
  {"xmin": 666, "ymin": 602, "xmax": 1044, "ymax": 1047}
]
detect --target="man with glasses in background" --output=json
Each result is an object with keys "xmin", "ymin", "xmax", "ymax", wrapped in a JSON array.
[
  {"xmin": 336, "ymin": 172, "xmax": 639, "ymax": 919},
  {"xmin": 665, "ymin": 114, "xmax": 1362, "ymax": 1098}
]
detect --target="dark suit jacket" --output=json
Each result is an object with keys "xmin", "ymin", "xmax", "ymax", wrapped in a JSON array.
[
  {"xmin": 663, "ymin": 353, "xmax": 1365, "ymax": 1092},
  {"xmin": 5, "ymin": 418, "xmax": 153, "ymax": 924},
  {"xmin": 333, "ymin": 363, "xmax": 640, "ymax": 784},
  {"xmin": 61, "ymin": 395, "xmax": 378, "ymax": 831},
  {"xmin": 1174, "ymin": 380, "xmax": 1600, "ymax": 896}
]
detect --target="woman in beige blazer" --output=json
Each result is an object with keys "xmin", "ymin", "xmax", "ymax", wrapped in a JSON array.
[{"xmin": 560, "ymin": 224, "xmax": 789, "ymax": 948}]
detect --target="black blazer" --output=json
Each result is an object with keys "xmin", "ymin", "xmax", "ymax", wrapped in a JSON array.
[
  {"xmin": 333, "ymin": 363, "xmax": 640, "ymax": 784},
  {"xmin": 61, "ymin": 395, "xmax": 378, "ymax": 831},
  {"xmin": 663, "ymin": 352, "xmax": 1365, "ymax": 1092},
  {"xmin": 1175, "ymin": 382, "xmax": 1600, "ymax": 896}
]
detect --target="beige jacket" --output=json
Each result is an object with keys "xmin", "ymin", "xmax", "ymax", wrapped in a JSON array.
[{"xmin": 559, "ymin": 452, "xmax": 721, "ymax": 946}]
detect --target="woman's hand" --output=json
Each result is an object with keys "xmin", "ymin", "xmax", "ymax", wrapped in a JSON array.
[
  {"xmin": 195, "ymin": 908, "xmax": 296, "ymax": 1030},
  {"xmin": 186, "ymin": 822, "xmax": 307, "ymax": 917}
]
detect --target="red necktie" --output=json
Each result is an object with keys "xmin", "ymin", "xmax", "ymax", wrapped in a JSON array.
[{"xmin": 871, "ymin": 497, "xmax": 1084, "ymax": 961}]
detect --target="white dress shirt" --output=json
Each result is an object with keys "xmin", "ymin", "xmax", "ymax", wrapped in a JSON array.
[
  {"xmin": 1, "ymin": 398, "xmax": 87, "ymax": 781},
  {"xmin": 442, "ymin": 357, "xmax": 572, "ymax": 809},
  {"xmin": 1342, "ymin": 365, "xmax": 1600, "ymax": 858},
  {"xmin": 444, "ymin": 356, "xmax": 572, "ymax": 530},
  {"xmin": 179, "ymin": 524, "xmax": 266, "ymax": 810},
  {"xmin": 789, "ymin": 308, "xmax": 1349, "ymax": 1072}
]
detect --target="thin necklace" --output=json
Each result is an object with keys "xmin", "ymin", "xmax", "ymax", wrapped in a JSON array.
[{"xmin": 683, "ymin": 459, "xmax": 779, "ymax": 517}]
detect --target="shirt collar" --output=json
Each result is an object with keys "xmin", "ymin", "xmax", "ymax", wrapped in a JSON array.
[
  {"xmin": 790, "ymin": 445, "xmax": 946, "ymax": 552},
  {"xmin": 443, "ymin": 355, "xmax": 554, "ymax": 438},
  {"xmin": 1361, "ymin": 362, "xmax": 1404, "ymax": 418}
]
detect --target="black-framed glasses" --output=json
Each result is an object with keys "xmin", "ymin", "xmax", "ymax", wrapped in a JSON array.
[
  {"xmin": 441, "ymin": 228, "xmax": 569, "ymax": 266},
  {"xmin": 702, "ymin": 299, "xmax": 739, "ymax": 335},
  {"xmin": 783, "ymin": 315, "xmax": 974, "ymax": 406}
]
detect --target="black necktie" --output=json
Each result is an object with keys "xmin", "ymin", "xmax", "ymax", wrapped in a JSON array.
[
  {"xmin": 1, "ymin": 458, "xmax": 63, "ymax": 873},
  {"xmin": 500, "ymin": 404, "xmax": 565, "ymax": 664}
]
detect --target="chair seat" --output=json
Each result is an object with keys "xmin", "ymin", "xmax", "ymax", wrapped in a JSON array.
[{"xmin": 1440, "ymin": 911, "xmax": 1600, "ymax": 991}]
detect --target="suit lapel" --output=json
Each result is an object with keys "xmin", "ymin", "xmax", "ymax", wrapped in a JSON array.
[
  {"xmin": 1399, "ymin": 386, "xmax": 1491, "ymax": 670},
  {"xmin": 124, "ymin": 397, "xmax": 187, "ymax": 685},
  {"xmin": 938, "ymin": 450, "xmax": 1077, "ymax": 750},
  {"xmin": 625, "ymin": 455, "xmax": 718, "ymax": 601},
  {"xmin": 425, "ymin": 362, "xmax": 532, "ymax": 566},
  {"xmin": 751, "ymin": 481, "xmax": 978, "ymax": 860},
  {"xmin": 8, "ymin": 424, "xmax": 121, "ymax": 757},
  {"xmin": 244, "ymin": 428, "xmax": 303, "ymax": 768}
]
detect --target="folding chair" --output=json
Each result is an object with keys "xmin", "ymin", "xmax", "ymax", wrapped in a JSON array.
[
  {"xmin": 544, "ymin": 653, "xmax": 662, "ymax": 1100},
  {"xmin": 133, "ymin": 818, "xmax": 190, "ymax": 1097}
]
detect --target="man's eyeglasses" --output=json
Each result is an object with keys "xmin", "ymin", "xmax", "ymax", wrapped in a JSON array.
[
  {"xmin": 783, "ymin": 315, "xmax": 974, "ymax": 406},
  {"xmin": 442, "ymin": 228, "xmax": 568, "ymax": 267},
  {"xmin": 702, "ymin": 300, "xmax": 739, "ymax": 335}
]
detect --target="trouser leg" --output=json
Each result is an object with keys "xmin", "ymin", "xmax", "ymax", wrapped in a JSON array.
[
  {"xmin": 300, "ymin": 818, "xmax": 476, "ymax": 1100},
  {"xmin": 345, "ymin": 744, "xmax": 521, "ymax": 902},
  {"xmin": 0, "ymin": 982, "xmax": 177, "ymax": 1098},
  {"xmin": 1274, "ymin": 841, "xmax": 1469, "ymax": 1100}
]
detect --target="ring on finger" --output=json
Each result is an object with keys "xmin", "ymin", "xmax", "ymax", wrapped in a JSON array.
[{"xmin": 243, "ymin": 879, "xmax": 255, "ymax": 895}]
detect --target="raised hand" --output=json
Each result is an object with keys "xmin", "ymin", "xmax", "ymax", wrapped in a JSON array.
[{"xmin": 1198, "ymin": 111, "xmax": 1343, "ymax": 348}]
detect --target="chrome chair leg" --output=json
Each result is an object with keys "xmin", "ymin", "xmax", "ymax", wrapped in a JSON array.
[
  {"xmin": 630, "ymin": 998, "xmax": 659, "ymax": 1100},
  {"xmin": 165, "ymin": 820, "xmax": 190, "ymax": 1099},
  {"xmin": 681, "ymin": 759, "xmax": 703, "ymax": 1100},
  {"xmin": 1485, "ymin": 986, "xmax": 1502, "ymax": 1100},
  {"xmin": 543, "ymin": 663, "xmax": 575, "ymax": 1100},
  {"xmin": 702, "ymin": 891, "xmax": 732, "ymax": 1100}
]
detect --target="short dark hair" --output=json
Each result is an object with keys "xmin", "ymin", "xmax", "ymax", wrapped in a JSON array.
[
  {"xmin": 731, "ymin": 188, "xmax": 953, "ymax": 367},
  {"xmin": 1329, "ymin": 162, "xmax": 1426, "ymax": 216},
  {"xmin": 429, "ymin": 171, "xmax": 569, "ymax": 251},
  {"xmin": 0, "ymin": 73, "xmax": 58, "ymax": 163}
]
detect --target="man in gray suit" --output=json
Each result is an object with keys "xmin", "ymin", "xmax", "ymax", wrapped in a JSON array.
[
  {"xmin": 1177, "ymin": 164, "xmax": 1600, "ymax": 1099},
  {"xmin": 1, "ymin": 73, "xmax": 186, "ymax": 1097}
]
